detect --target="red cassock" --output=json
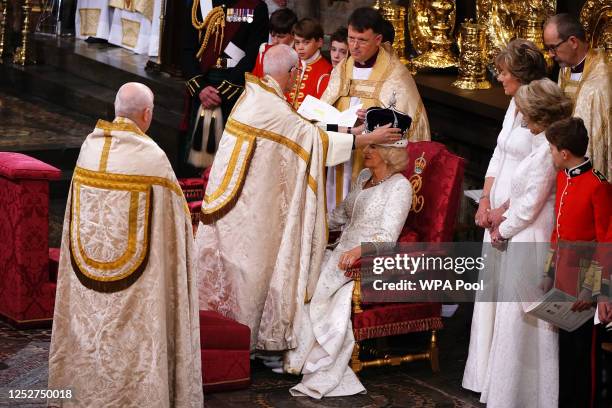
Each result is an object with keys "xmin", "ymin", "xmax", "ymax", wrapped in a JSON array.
[
  {"xmin": 550, "ymin": 160, "xmax": 612, "ymax": 295},
  {"xmin": 287, "ymin": 55, "xmax": 332, "ymax": 109},
  {"xmin": 251, "ymin": 42, "xmax": 273, "ymax": 78}
]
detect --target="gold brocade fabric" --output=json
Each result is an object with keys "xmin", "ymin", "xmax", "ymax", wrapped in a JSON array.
[
  {"xmin": 121, "ymin": 18, "xmax": 141, "ymax": 48},
  {"xmin": 48, "ymin": 118, "xmax": 203, "ymax": 407},
  {"xmin": 109, "ymin": 0, "xmax": 154, "ymax": 21},
  {"xmin": 79, "ymin": 8, "xmax": 101, "ymax": 37},
  {"xmin": 322, "ymin": 46, "xmax": 431, "ymax": 182},
  {"xmin": 558, "ymin": 49, "xmax": 611, "ymax": 179},
  {"xmin": 196, "ymin": 74, "xmax": 335, "ymax": 351}
]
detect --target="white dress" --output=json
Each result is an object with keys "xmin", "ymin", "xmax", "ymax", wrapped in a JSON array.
[
  {"xmin": 479, "ymin": 132, "xmax": 558, "ymax": 408},
  {"xmin": 463, "ymin": 98, "xmax": 533, "ymax": 392},
  {"xmin": 286, "ymin": 169, "xmax": 412, "ymax": 398}
]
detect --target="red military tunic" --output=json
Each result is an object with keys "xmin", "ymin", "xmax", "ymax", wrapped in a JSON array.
[
  {"xmin": 550, "ymin": 159, "xmax": 612, "ymax": 295},
  {"xmin": 251, "ymin": 42, "xmax": 273, "ymax": 78},
  {"xmin": 287, "ymin": 51, "xmax": 332, "ymax": 109}
]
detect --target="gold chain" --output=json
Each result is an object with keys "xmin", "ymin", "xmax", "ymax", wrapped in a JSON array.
[{"xmin": 191, "ymin": 2, "xmax": 225, "ymax": 60}]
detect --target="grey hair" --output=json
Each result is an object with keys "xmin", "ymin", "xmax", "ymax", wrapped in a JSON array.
[
  {"xmin": 378, "ymin": 146, "xmax": 409, "ymax": 174},
  {"xmin": 514, "ymin": 78, "xmax": 573, "ymax": 129},
  {"xmin": 263, "ymin": 44, "xmax": 299, "ymax": 77},
  {"xmin": 114, "ymin": 82, "xmax": 154, "ymax": 119},
  {"xmin": 544, "ymin": 13, "xmax": 587, "ymax": 42}
]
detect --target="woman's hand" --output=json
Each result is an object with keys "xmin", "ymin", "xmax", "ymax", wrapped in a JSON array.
[
  {"xmin": 338, "ymin": 246, "xmax": 362, "ymax": 271},
  {"xmin": 475, "ymin": 197, "xmax": 491, "ymax": 228},
  {"xmin": 490, "ymin": 227, "xmax": 507, "ymax": 251},
  {"xmin": 351, "ymin": 123, "xmax": 365, "ymax": 135},
  {"xmin": 487, "ymin": 206, "xmax": 507, "ymax": 230}
]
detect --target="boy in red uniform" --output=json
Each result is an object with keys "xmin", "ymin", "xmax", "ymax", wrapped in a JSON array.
[
  {"xmin": 546, "ymin": 117, "xmax": 612, "ymax": 408},
  {"xmin": 251, "ymin": 8, "xmax": 297, "ymax": 78},
  {"xmin": 288, "ymin": 18, "xmax": 332, "ymax": 108}
]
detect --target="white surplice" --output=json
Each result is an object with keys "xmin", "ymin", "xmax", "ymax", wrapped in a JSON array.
[
  {"xmin": 286, "ymin": 169, "xmax": 412, "ymax": 398},
  {"xmin": 478, "ymin": 132, "xmax": 558, "ymax": 408},
  {"xmin": 75, "ymin": 0, "xmax": 112, "ymax": 40},
  {"xmin": 462, "ymin": 98, "xmax": 534, "ymax": 393},
  {"xmin": 108, "ymin": 0, "xmax": 162, "ymax": 56}
]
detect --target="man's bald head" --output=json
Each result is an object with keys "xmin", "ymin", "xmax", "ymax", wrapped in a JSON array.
[{"xmin": 114, "ymin": 83, "xmax": 155, "ymax": 132}]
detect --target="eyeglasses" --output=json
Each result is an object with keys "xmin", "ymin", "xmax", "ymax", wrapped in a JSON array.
[
  {"xmin": 347, "ymin": 36, "xmax": 374, "ymax": 46},
  {"xmin": 544, "ymin": 38, "xmax": 568, "ymax": 53}
]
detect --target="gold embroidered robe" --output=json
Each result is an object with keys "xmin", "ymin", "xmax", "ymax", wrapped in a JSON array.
[
  {"xmin": 196, "ymin": 74, "xmax": 353, "ymax": 351},
  {"xmin": 48, "ymin": 118, "xmax": 203, "ymax": 408},
  {"xmin": 321, "ymin": 45, "xmax": 430, "ymax": 200},
  {"xmin": 558, "ymin": 48, "xmax": 611, "ymax": 179}
]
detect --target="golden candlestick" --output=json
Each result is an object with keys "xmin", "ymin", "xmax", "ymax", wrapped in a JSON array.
[
  {"xmin": 410, "ymin": 0, "xmax": 457, "ymax": 70},
  {"xmin": 373, "ymin": 0, "xmax": 408, "ymax": 64},
  {"xmin": 452, "ymin": 20, "xmax": 491, "ymax": 90},
  {"xmin": 13, "ymin": 0, "xmax": 35, "ymax": 65},
  {"xmin": 0, "ymin": 0, "xmax": 7, "ymax": 61}
]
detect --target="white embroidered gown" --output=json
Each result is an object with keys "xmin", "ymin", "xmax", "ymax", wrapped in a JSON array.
[
  {"xmin": 286, "ymin": 169, "xmax": 412, "ymax": 398},
  {"xmin": 463, "ymin": 98, "xmax": 534, "ymax": 392},
  {"xmin": 479, "ymin": 132, "xmax": 558, "ymax": 407}
]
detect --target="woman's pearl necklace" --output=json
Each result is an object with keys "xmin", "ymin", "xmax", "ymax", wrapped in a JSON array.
[{"xmin": 369, "ymin": 173, "xmax": 393, "ymax": 187}]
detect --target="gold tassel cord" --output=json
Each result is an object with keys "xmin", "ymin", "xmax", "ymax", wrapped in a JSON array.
[{"xmin": 191, "ymin": 2, "xmax": 225, "ymax": 60}]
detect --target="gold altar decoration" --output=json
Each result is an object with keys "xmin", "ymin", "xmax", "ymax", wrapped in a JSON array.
[
  {"xmin": 580, "ymin": 0, "xmax": 612, "ymax": 51},
  {"xmin": 452, "ymin": 20, "xmax": 491, "ymax": 90},
  {"xmin": 373, "ymin": 0, "xmax": 408, "ymax": 64},
  {"xmin": 476, "ymin": 0, "xmax": 556, "ymax": 65},
  {"xmin": 516, "ymin": 15, "xmax": 553, "ymax": 68},
  {"xmin": 0, "ymin": 0, "xmax": 7, "ymax": 61},
  {"xmin": 409, "ymin": 0, "xmax": 457, "ymax": 70},
  {"xmin": 14, "ymin": 0, "xmax": 35, "ymax": 65}
]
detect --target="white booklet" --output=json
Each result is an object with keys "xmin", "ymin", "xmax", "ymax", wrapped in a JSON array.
[
  {"xmin": 525, "ymin": 287, "xmax": 595, "ymax": 332},
  {"xmin": 297, "ymin": 95, "xmax": 362, "ymax": 127}
]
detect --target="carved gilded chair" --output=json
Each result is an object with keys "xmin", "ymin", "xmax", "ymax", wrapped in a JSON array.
[{"xmin": 346, "ymin": 141, "xmax": 465, "ymax": 373}]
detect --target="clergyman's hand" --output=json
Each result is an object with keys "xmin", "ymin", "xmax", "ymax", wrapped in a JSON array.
[
  {"xmin": 199, "ymin": 86, "xmax": 222, "ymax": 109},
  {"xmin": 598, "ymin": 301, "xmax": 612, "ymax": 324},
  {"xmin": 338, "ymin": 246, "xmax": 362, "ymax": 271},
  {"xmin": 356, "ymin": 108, "xmax": 367, "ymax": 122},
  {"xmin": 368, "ymin": 123, "xmax": 402, "ymax": 145}
]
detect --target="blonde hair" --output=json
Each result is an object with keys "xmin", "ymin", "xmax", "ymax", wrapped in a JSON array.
[
  {"xmin": 494, "ymin": 39, "xmax": 547, "ymax": 84},
  {"xmin": 514, "ymin": 78, "xmax": 573, "ymax": 129},
  {"xmin": 377, "ymin": 146, "xmax": 409, "ymax": 174}
]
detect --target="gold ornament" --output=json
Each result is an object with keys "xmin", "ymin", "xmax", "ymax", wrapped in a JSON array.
[
  {"xmin": 0, "ymin": 0, "xmax": 7, "ymax": 62},
  {"xmin": 191, "ymin": 2, "xmax": 225, "ymax": 60},
  {"xmin": 409, "ymin": 0, "xmax": 458, "ymax": 70},
  {"xmin": 373, "ymin": 0, "xmax": 408, "ymax": 64},
  {"xmin": 452, "ymin": 20, "xmax": 491, "ymax": 90},
  {"xmin": 14, "ymin": 0, "xmax": 36, "ymax": 65},
  {"xmin": 580, "ymin": 0, "xmax": 612, "ymax": 52}
]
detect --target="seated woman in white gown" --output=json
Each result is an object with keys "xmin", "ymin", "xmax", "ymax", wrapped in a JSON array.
[{"xmin": 285, "ymin": 136, "xmax": 413, "ymax": 399}]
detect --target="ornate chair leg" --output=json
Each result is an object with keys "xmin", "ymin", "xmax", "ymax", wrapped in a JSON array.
[
  {"xmin": 350, "ymin": 341, "xmax": 362, "ymax": 373},
  {"xmin": 429, "ymin": 329, "xmax": 440, "ymax": 372}
]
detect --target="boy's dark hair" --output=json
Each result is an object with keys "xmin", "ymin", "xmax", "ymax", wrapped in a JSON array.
[
  {"xmin": 269, "ymin": 8, "xmax": 298, "ymax": 35},
  {"xmin": 348, "ymin": 7, "xmax": 385, "ymax": 35},
  {"xmin": 292, "ymin": 18, "xmax": 324, "ymax": 40},
  {"xmin": 545, "ymin": 117, "xmax": 589, "ymax": 157},
  {"xmin": 381, "ymin": 19, "xmax": 395, "ymax": 44},
  {"xmin": 330, "ymin": 26, "xmax": 348, "ymax": 44}
]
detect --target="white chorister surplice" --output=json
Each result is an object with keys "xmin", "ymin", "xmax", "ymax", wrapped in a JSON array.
[
  {"xmin": 478, "ymin": 132, "xmax": 558, "ymax": 408},
  {"xmin": 462, "ymin": 98, "xmax": 534, "ymax": 393},
  {"xmin": 286, "ymin": 169, "xmax": 412, "ymax": 398}
]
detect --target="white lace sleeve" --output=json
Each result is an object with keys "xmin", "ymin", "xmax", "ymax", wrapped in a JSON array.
[{"xmin": 499, "ymin": 144, "xmax": 556, "ymax": 239}]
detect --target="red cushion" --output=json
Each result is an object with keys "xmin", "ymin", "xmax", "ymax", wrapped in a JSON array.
[
  {"xmin": 200, "ymin": 310, "xmax": 250, "ymax": 350},
  {"xmin": 402, "ymin": 142, "xmax": 465, "ymax": 243},
  {"xmin": 49, "ymin": 247, "xmax": 60, "ymax": 282},
  {"xmin": 0, "ymin": 153, "xmax": 61, "ymax": 180},
  {"xmin": 188, "ymin": 200, "xmax": 202, "ymax": 213},
  {"xmin": 352, "ymin": 302, "xmax": 443, "ymax": 341},
  {"xmin": 201, "ymin": 349, "xmax": 250, "ymax": 393}
]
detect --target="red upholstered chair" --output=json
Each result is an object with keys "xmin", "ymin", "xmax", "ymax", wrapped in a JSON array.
[
  {"xmin": 0, "ymin": 152, "xmax": 61, "ymax": 326},
  {"xmin": 200, "ymin": 310, "xmax": 251, "ymax": 392},
  {"xmin": 346, "ymin": 141, "xmax": 465, "ymax": 373}
]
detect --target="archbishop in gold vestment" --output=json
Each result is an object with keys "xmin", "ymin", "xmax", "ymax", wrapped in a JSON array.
[
  {"xmin": 558, "ymin": 48, "xmax": 611, "ymax": 179},
  {"xmin": 48, "ymin": 118, "xmax": 203, "ymax": 407},
  {"xmin": 196, "ymin": 74, "xmax": 353, "ymax": 351}
]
